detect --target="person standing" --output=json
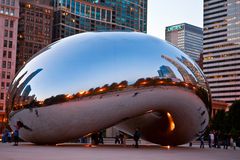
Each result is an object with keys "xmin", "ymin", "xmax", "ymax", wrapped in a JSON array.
[
  {"xmin": 200, "ymin": 135, "xmax": 205, "ymax": 148},
  {"xmin": 214, "ymin": 131, "xmax": 220, "ymax": 148},
  {"xmin": 98, "ymin": 131, "xmax": 104, "ymax": 144},
  {"xmin": 115, "ymin": 134, "xmax": 120, "ymax": 144},
  {"xmin": 13, "ymin": 128, "xmax": 19, "ymax": 146},
  {"xmin": 7, "ymin": 130, "xmax": 12, "ymax": 143},
  {"xmin": 133, "ymin": 128, "xmax": 141, "ymax": 148},
  {"xmin": 1, "ymin": 132, "xmax": 6, "ymax": 143},
  {"xmin": 209, "ymin": 132, "xmax": 214, "ymax": 148},
  {"xmin": 119, "ymin": 132, "xmax": 124, "ymax": 144}
]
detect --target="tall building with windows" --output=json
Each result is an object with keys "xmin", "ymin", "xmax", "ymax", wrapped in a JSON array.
[
  {"xmin": 0, "ymin": 0, "xmax": 19, "ymax": 129},
  {"xmin": 203, "ymin": 0, "xmax": 240, "ymax": 104},
  {"xmin": 165, "ymin": 23, "xmax": 203, "ymax": 63},
  {"xmin": 16, "ymin": 0, "xmax": 53, "ymax": 72},
  {"xmin": 52, "ymin": 0, "xmax": 147, "ymax": 41}
]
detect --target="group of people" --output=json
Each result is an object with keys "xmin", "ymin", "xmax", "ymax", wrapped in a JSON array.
[
  {"xmin": 90, "ymin": 131, "xmax": 104, "ymax": 145},
  {"xmin": 199, "ymin": 131, "xmax": 238, "ymax": 150},
  {"xmin": 1, "ymin": 128, "xmax": 12, "ymax": 143},
  {"xmin": 114, "ymin": 132, "xmax": 125, "ymax": 144},
  {"xmin": 2, "ymin": 125, "xmax": 143, "ymax": 148},
  {"xmin": 115, "ymin": 128, "xmax": 141, "ymax": 148},
  {"xmin": 1, "ymin": 122, "xmax": 21, "ymax": 146},
  {"xmin": 90, "ymin": 128, "xmax": 141, "ymax": 148}
]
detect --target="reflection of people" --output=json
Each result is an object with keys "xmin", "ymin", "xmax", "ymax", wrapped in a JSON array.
[{"xmin": 133, "ymin": 128, "xmax": 141, "ymax": 148}]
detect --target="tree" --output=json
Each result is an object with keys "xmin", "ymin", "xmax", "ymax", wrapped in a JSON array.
[
  {"xmin": 211, "ymin": 109, "xmax": 226, "ymax": 132},
  {"xmin": 210, "ymin": 100, "xmax": 240, "ymax": 139},
  {"xmin": 227, "ymin": 100, "xmax": 240, "ymax": 135}
]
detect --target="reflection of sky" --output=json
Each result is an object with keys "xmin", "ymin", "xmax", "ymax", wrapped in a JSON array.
[{"xmin": 14, "ymin": 32, "xmax": 200, "ymax": 101}]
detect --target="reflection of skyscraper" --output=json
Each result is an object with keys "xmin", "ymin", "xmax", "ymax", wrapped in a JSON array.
[
  {"xmin": 158, "ymin": 65, "xmax": 176, "ymax": 79},
  {"xmin": 21, "ymin": 85, "xmax": 31, "ymax": 98},
  {"xmin": 9, "ymin": 68, "xmax": 42, "ymax": 111},
  {"xmin": 161, "ymin": 55, "xmax": 196, "ymax": 84},
  {"xmin": 177, "ymin": 56, "xmax": 206, "ymax": 87}
]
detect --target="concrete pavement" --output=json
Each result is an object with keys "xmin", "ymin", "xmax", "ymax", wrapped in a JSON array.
[{"xmin": 0, "ymin": 143, "xmax": 239, "ymax": 160}]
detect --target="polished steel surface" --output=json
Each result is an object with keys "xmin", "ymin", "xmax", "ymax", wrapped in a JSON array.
[{"xmin": 7, "ymin": 32, "xmax": 211, "ymax": 145}]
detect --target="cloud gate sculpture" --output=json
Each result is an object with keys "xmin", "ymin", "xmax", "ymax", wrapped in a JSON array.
[{"xmin": 7, "ymin": 32, "xmax": 211, "ymax": 145}]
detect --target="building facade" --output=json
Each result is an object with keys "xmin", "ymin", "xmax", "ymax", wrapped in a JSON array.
[
  {"xmin": 52, "ymin": 0, "xmax": 147, "ymax": 41},
  {"xmin": 203, "ymin": 0, "xmax": 240, "ymax": 104},
  {"xmin": 0, "ymin": 0, "xmax": 19, "ymax": 128},
  {"xmin": 16, "ymin": 0, "xmax": 53, "ymax": 72},
  {"xmin": 165, "ymin": 23, "xmax": 203, "ymax": 63}
]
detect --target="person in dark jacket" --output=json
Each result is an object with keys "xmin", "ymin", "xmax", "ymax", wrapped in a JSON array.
[{"xmin": 133, "ymin": 128, "xmax": 141, "ymax": 148}]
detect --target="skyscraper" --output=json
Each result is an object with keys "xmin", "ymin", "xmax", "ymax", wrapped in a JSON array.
[
  {"xmin": 52, "ymin": 0, "xmax": 147, "ymax": 41},
  {"xmin": 0, "ymin": 0, "xmax": 19, "ymax": 123},
  {"xmin": 16, "ymin": 0, "xmax": 53, "ymax": 72},
  {"xmin": 203, "ymin": 0, "xmax": 240, "ymax": 104},
  {"xmin": 165, "ymin": 23, "xmax": 203, "ymax": 63}
]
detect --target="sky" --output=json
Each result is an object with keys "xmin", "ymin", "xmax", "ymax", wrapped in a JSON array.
[{"xmin": 147, "ymin": 0, "xmax": 203, "ymax": 39}]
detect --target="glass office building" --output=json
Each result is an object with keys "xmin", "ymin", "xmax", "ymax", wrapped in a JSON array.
[
  {"xmin": 165, "ymin": 23, "xmax": 203, "ymax": 63},
  {"xmin": 203, "ymin": 0, "xmax": 240, "ymax": 104},
  {"xmin": 52, "ymin": 0, "xmax": 147, "ymax": 41}
]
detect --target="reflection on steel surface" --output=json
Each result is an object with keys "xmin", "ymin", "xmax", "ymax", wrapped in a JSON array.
[{"xmin": 7, "ymin": 32, "xmax": 211, "ymax": 145}]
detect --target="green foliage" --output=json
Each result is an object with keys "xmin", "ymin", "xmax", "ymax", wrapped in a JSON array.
[
  {"xmin": 228, "ymin": 100, "xmax": 240, "ymax": 131},
  {"xmin": 211, "ymin": 110, "xmax": 226, "ymax": 132},
  {"xmin": 210, "ymin": 100, "xmax": 240, "ymax": 137}
]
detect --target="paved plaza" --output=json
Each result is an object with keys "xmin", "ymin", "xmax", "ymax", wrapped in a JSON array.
[{"xmin": 0, "ymin": 143, "xmax": 239, "ymax": 160}]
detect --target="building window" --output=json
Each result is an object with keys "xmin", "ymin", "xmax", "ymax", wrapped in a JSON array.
[
  {"xmin": 2, "ymin": 0, "xmax": 5, "ymax": 4},
  {"xmin": 7, "ymin": 61, "xmax": 11, "ymax": 69},
  {"xmin": 11, "ymin": 0, "xmax": 14, "ymax": 6},
  {"xmin": 0, "ymin": 103, "xmax": 3, "ymax": 110},
  {"xmin": 4, "ymin": 19, "xmax": 8, "ymax": 27},
  {"xmin": 6, "ymin": 0, "xmax": 9, "ymax": 5},
  {"xmin": 7, "ymin": 72, "xmax": 10, "ymax": 79},
  {"xmin": 2, "ymin": 72, "xmax": 5, "ymax": 79},
  {"xmin": 0, "ymin": 93, "xmax": 4, "ymax": 100},
  {"xmin": 3, "ymin": 51, "xmax": 7, "ymax": 57},
  {"xmin": 1, "ymin": 82, "xmax": 4, "ymax": 89},
  {"xmin": 9, "ymin": 31, "xmax": 13, "ymax": 38},
  {"xmin": 8, "ymin": 51, "xmax": 12, "ymax": 58},
  {"xmin": 4, "ymin": 40, "xmax": 7, "ymax": 47},
  {"xmin": 4, "ymin": 30, "xmax": 8, "ymax": 37},
  {"xmin": 0, "ymin": 7, "xmax": 4, "ymax": 14},
  {"xmin": 10, "ymin": 9, "xmax": 14, "ymax": 16},
  {"xmin": 10, "ymin": 20, "xmax": 14, "ymax": 28},
  {"xmin": 2, "ymin": 61, "xmax": 6, "ymax": 68},
  {"xmin": 9, "ymin": 41, "xmax": 12, "ymax": 48},
  {"xmin": 5, "ymin": 8, "xmax": 9, "ymax": 14},
  {"xmin": 6, "ymin": 82, "xmax": 9, "ymax": 88}
]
